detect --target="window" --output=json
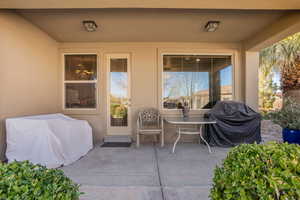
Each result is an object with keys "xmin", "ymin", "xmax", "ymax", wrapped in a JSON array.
[
  {"xmin": 163, "ymin": 55, "xmax": 232, "ymax": 110},
  {"xmin": 64, "ymin": 54, "xmax": 98, "ymax": 109}
]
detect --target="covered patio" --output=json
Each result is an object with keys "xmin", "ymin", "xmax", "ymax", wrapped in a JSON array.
[
  {"xmin": 1, "ymin": 1, "xmax": 300, "ymax": 199},
  {"xmin": 1, "ymin": 8, "xmax": 300, "ymax": 155},
  {"xmin": 62, "ymin": 144, "xmax": 228, "ymax": 200}
]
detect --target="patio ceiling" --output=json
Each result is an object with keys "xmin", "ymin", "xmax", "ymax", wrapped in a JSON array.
[
  {"xmin": 17, "ymin": 9, "xmax": 289, "ymax": 43},
  {"xmin": 1, "ymin": 0, "xmax": 299, "ymax": 9}
]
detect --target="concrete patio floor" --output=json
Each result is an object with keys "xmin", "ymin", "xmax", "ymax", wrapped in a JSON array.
[
  {"xmin": 62, "ymin": 144, "xmax": 229, "ymax": 200},
  {"xmin": 61, "ymin": 120, "xmax": 281, "ymax": 200}
]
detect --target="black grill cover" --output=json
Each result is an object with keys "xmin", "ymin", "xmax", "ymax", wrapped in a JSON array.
[{"xmin": 204, "ymin": 101, "xmax": 261, "ymax": 147}]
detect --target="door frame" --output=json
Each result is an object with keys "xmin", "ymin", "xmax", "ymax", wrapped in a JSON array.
[{"xmin": 106, "ymin": 53, "xmax": 132, "ymax": 135}]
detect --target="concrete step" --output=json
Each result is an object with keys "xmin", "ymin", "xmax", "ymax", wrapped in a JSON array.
[{"xmin": 103, "ymin": 135, "xmax": 132, "ymax": 143}]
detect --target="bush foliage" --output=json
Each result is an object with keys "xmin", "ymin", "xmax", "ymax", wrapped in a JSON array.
[
  {"xmin": 264, "ymin": 98, "xmax": 300, "ymax": 130},
  {"xmin": 0, "ymin": 161, "xmax": 81, "ymax": 200},
  {"xmin": 210, "ymin": 143, "xmax": 300, "ymax": 200}
]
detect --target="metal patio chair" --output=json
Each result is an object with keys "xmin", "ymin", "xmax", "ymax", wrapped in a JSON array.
[{"xmin": 136, "ymin": 108, "xmax": 164, "ymax": 147}]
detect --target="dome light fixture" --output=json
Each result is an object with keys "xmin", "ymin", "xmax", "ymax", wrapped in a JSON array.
[
  {"xmin": 82, "ymin": 20, "xmax": 98, "ymax": 32},
  {"xmin": 204, "ymin": 21, "xmax": 220, "ymax": 32}
]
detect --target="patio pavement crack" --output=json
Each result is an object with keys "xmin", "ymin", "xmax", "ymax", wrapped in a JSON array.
[{"xmin": 153, "ymin": 144, "xmax": 166, "ymax": 200}]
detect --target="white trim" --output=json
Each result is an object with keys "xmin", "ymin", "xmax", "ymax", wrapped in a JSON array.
[
  {"xmin": 64, "ymin": 80, "xmax": 97, "ymax": 83},
  {"xmin": 159, "ymin": 52, "xmax": 235, "ymax": 112},
  {"xmin": 106, "ymin": 53, "xmax": 132, "ymax": 135},
  {"xmin": 62, "ymin": 53, "xmax": 99, "ymax": 111}
]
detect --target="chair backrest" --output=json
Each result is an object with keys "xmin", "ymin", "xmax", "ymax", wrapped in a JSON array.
[{"xmin": 138, "ymin": 108, "xmax": 160, "ymax": 127}]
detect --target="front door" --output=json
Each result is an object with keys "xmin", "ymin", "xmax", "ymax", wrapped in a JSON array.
[{"xmin": 107, "ymin": 54, "xmax": 131, "ymax": 135}]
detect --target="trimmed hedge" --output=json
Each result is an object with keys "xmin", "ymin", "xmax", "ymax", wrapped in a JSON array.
[
  {"xmin": 0, "ymin": 161, "xmax": 81, "ymax": 200},
  {"xmin": 210, "ymin": 142, "xmax": 300, "ymax": 200}
]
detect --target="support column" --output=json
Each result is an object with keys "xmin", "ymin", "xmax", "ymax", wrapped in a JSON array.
[{"xmin": 245, "ymin": 51, "xmax": 259, "ymax": 111}]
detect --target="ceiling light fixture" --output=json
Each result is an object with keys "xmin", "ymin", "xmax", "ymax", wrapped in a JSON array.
[
  {"xmin": 82, "ymin": 20, "xmax": 98, "ymax": 32},
  {"xmin": 204, "ymin": 21, "xmax": 220, "ymax": 32}
]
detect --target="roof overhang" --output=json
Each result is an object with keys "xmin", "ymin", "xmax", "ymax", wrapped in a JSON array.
[
  {"xmin": 0, "ymin": 0, "xmax": 300, "ymax": 10},
  {"xmin": 15, "ymin": 9, "xmax": 289, "ymax": 43},
  {"xmin": 244, "ymin": 13, "xmax": 300, "ymax": 51}
]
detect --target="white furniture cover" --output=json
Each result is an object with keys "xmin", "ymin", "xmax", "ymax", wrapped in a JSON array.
[{"xmin": 6, "ymin": 113, "xmax": 93, "ymax": 168}]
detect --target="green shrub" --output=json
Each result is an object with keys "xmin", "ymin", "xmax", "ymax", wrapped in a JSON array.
[
  {"xmin": 264, "ymin": 98, "xmax": 300, "ymax": 130},
  {"xmin": 0, "ymin": 161, "xmax": 81, "ymax": 200},
  {"xmin": 210, "ymin": 142, "xmax": 300, "ymax": 200}
]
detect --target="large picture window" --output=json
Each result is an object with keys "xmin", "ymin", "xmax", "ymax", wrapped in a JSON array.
[
  {"xmin": 64, "ymin": 54, "xmax": 98, "ymax": 109},
  {"xmin": 163, "ymin": 55, "xmax": 233, "ymax": 110}
]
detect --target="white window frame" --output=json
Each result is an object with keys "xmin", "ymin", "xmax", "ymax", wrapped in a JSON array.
[
  {"xmin": 63, "ymin": 53, "xmax": 99, "ymax": 111},
  {"xmin": 161, "ymin": 53, "xmax": 235, "ymax": 112}
]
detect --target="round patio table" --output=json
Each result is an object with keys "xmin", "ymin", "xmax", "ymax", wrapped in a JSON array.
[{"xmin": 164, "ymin": 117, "xmax": 216, "ymax": 153}]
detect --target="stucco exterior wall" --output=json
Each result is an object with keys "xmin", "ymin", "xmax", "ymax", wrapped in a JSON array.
[
  {"xmin": 59, "ymin": 42, "xmax": 243, "ymax": 144},
  {"xmin": 0, "ymin": 12, "xmax": 59, "ymax": 160},
  {"xmin": 0, "ymin": 12, "xmax": 262, "ymax": 158},
  {"xmin": 244, "ymin": 51, "xmax": 259, "ymax": 111}
]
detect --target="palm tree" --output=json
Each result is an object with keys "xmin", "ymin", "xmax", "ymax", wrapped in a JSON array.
[
  {"xmin": 258, "ymin": 61, "xmax": 278, "ymax": 111},
  {"xmin": 259, "ymin": 32, "xmax": 300, "ymax": 106},
  {"xmin": 259, "ymin": 42, "xmax": 281, "ymax": 111}
]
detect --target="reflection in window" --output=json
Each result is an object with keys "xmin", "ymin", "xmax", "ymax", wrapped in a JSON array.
[
  {"xmin": 64, "ymin": 54, "xmax": 98, "ymax": 109},
  {"xmin": 65, "ymin": 55, "xmax": 97, "ymax": 80},
  {"xmin": 220, "ymin": 66, "xmax": 233, "ymax": 101},
  {"xmin": 110, "ymin": 58, "xmax": 128, "ymax": 127},
  {"xmin": 163, "ymin": 55, "xmax": 232, "ymax": 109},
  {"xmin": 65, "ymin": 83, "xmax": 96, "ymax": 109}
]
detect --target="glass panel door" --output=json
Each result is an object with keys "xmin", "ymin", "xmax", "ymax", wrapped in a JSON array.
[{"xmin": 107, "ymin": 54, "xmax": 131, "ymax": 135}]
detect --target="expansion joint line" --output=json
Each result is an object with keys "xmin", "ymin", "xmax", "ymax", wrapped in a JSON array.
[{"xmin": 153, "ymin": 143, "xmax": 166, "ymax": 200}]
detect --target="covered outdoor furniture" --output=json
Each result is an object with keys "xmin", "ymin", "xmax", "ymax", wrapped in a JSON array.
[
  {"xmin": 6, "ymin": 113, "xmax": 93, "ymax": 168},
  {"xmin": 136, "ymin": 108, "xmax": 164, "ymax": 147},
  {"xmin": 204, "ymin": 101, "xmax": 261, "ymax": 147}
]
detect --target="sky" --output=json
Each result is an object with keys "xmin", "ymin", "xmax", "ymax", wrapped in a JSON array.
[
  {"xmin": 274, "ymin": 72, "xmax": 281, "ymax": 86},
  {"xmin": 111, "ymin": 72, "xmax": 128, "ymax": 98}
]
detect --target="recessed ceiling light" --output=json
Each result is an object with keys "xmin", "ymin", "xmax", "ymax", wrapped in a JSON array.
[
  {"xmin": 204, "ymin": 21, "xmax": 220, "ymax": 32},
  {"xmin": 82, "ymin": 20, "xmax": 98, "ymax": 32}
]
